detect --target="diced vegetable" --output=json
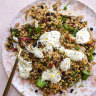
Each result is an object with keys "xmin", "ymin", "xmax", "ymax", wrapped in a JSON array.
[
  {"xmin": 57, "ymin": 24, "xmax": 61, "ymax": 29},
  {"xmin": 36, "ymin": 77, "xmax": 47, "ymax": 88},
  {"xmin": 75, "ymin": 46, "xmax": 79, "ymax": 50}
]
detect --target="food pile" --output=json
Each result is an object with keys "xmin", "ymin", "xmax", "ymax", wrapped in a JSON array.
[{"xmin": 5, "ymin": 3, "xmax": 95, "ymax": 96}]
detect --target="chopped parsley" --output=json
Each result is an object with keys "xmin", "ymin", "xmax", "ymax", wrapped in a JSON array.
[
  {"xmin": 57, "ymin": 24, "xmax": 61, "ymax": 29},
  {"xmin": 63, "ymin": 25, "xmax": 78, "ymax": 37},
  {"xmin": 27, "ymin": 34, "xmax": 32, "ymax": 38},
  {"xmin": 75, "ymin": 46, "xmax": 79, "ymax": 50},
  {"xmin": 61, "ymin": 16, "xmax": 67, "ymax": 22},
  {"xmin": 36, "ymin": 77, "xmax": 47, "ymax": 88},
  {"xmin": 36, "ymin": 26, "xmax": 41, "ymax": 35},
  {"xmin": 63, "ymin": 3, "xmax": 69, "ymax": 10},
  {"xmin": 87, "ymin": 48, "xmax": 94, "ymax": 61},
  {"xmin": 81, "ymin": 70, "xmax": 91, "ymax": 80}
]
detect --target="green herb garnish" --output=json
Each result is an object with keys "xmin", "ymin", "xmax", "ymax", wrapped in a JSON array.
[
  {"xmin": 41, "ymin": 62, "xmax": 47, "ymax": 66},
  {"xmin": 28, "ymin": 28, "xmax": 33, "ymax": 32},
  {"xmin": 36, "ymin": 26, "xmax": 41, "ymax": 35},
  {"xmin": 63, "ymin": 23, "xmax": 68, "ymax": 29},
  {"xmin": 82, "ymin": 70, "xmax": 91, "ymax": 76},
  {"xmin": 61, "ymin": 17, "xmax": 67, "ymax": 22},
  {"xmin": 72, "ymin": 71, "xmax": 76, "ymax": 77},
  {"xmin": 48, "ymin": 57, "xmax": 51, "ymax": 61},
  {"xmin": 36, "ymin": 77, "xmax": 47, "ymax": 88},
  {"xmin": 75, "ymin": 46, "xmax": 79, "ymax": 50},
  {"xmin": 63, "ymin": 3, "xmax": 69, "ymax": 10},
  {"xmin": 27, "ymin": 34, "xmax": 31, "ymax": 38},
  {"xmin": 65, "ymin": 26, "xmax": 78, "ymax": 37},
  {"xmin": 57, "ymin": 24, "xmax": 61, "ymax": 29},
  {"xmin": 82, "ymin": 74, "xmax": 89, "ymax": 80},
  {"xmin": 86, "ymin": 63, "xmax": 89, "ymax": 67},
  {"xmin": 87, "ymin": 48, "xmax": 94, "ymax": 61},
  {"xmin": 72, "ymin": 29, "xmax": 78, "ymax": 37},
  {"xmin": 81, "ymin": 70, "xmax": 91, "ymax": 80}
]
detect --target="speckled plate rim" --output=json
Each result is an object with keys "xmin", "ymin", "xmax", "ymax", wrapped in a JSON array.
[{"xmin": 2, "ymin": 0, "xmax": 96, "ymax": 96}]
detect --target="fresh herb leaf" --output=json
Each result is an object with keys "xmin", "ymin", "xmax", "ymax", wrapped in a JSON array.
[
  {"xmin": 41, "ymin": 62, "xmax": 47, "ymax": 66},
  {"xmin": 63, "ymin": 3, "xmax": 69, "ymax": 10},
  {"xmin": 36, "ymin": 77, "xmax": 47, "ymax": 88},
  {"xmin": 67, "ymin": 26, "xmax": 74, "ymax": 32},
  {"xmin": 63, "ymin": 24, "xmax": 68, "ymax": 29},
  {"xmin": 87, "ymin": 48, "xmax": 94, "ymax": 61},
  {"xmin": 88, "ymin": 55, "xmax": 94, "ymax": 61},
  {"xmin": 72, "ymin": 71, "xmax": 76, "ymax": 77},
  {"xmin": 57, "ymin": 24, "xmax": 61, "ymax": 29},
  {"xmin": 81, "ymin": 70, "xmax": 91, "ymax": 80},
  {"xmin": 66, "ymin": 26, "xmax": 78, "ymax": 37},
  {"xmin": 64, "ymin": 6, "xmax": 67, "ymax": 10},
  {"xmin": 61, "ymin": 17, "xmax": 67, "ymax": 22},
  {"xmin": 90, "ymin": 48, "xmax": 93, "ymax": 55},
  {"xmin": 72, "ymin": 29, "xmax": 78, "ymax": 37},
  {"xmin": 36, "ymin": 26, "xmax": 41, "ymax": 35},
  {"xmin": 82, "ymin": 70, "xmax": 91, "ymax": 76},
  {"xmin": 29, "ymin": 28, "xmax": 33, "ymax": 32},
  {"xmin": 27, "ymin": 34, "xmax": 31, "ymax": 38},
  {"xmin": 82, "ymin": 74, "xmax": 89, "ymax": 80},
  {"xmin": 86, "ymin": 63, "xmax": 89, "ymax": 67},
  {"xmin": 48, "ymin": 57, "xmax": 51, "ymax": 61},
  {"xmin": 75, "ymin": 46, "xmax": 79, "ymax": 50}
]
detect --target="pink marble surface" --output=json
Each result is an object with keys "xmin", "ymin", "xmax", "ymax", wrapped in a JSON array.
[{"xmin": 0, "ymin": 0, "xmax": 96, "ymax": 96}]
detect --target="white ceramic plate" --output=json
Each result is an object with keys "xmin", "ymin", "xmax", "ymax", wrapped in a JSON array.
[{"xmin": 2, "ymin": 0, "xmax": 96, "ymax": 96}]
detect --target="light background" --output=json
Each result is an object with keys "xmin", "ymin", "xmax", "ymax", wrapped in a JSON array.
[{"xmin": 0, "ymin": 0, "xmax": 96, "ymax": 96}]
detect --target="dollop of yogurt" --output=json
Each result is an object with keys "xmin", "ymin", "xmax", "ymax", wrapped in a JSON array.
[
  {"xmin": 18, "ymin": 57, "xmax": 32, "ymax": 79},
  {"xmin": 65, "ymin": 49, "xmax": 85, "ymax": 61},
  {"xmin": 60, "ymin": 58, "xmax": 71, "ymax": 71},
  {"xmin": 26, "ymin": 45, "xmax": 44, "ymax": 58},
  {"xmin": 76, "ymin": 27, "xmax": 90, "ymax": 44},
  {"xmin": 42, "ymin": 66, "xmax": 61, "ymax": 83},
  {"xmin": 37, "ymin": 31, "xmax": 61, "ymax": 49}
]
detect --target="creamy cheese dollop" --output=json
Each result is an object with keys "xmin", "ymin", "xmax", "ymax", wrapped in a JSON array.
[
  {"xmin": 42, "ymin": 67, "xmax": 61, "ymax": 83},
  {"xmin": 60, "ymin": 58, "xmax": 71, "ymax": 71},
  {"xmin": 26, "ymin": 45, "xmax": 44, "ymax": 58},
  {"xmin": 76, "ymin": 27, "xmax": 90, "ymax": 44},
  {"xmin": 18, "ymin": 57, "xmax": 32, "ymax": 79},
  {"xmin": 37, "ymin": 31, "xmax": 61, "ymax": 49},
  {"xmin": 65, "ymin": 49, "xmax": 85, "ymax": 61}
]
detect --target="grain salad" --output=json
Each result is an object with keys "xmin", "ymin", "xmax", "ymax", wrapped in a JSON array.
[{"xmin": 5, "ymin": 3, "xmax": 96, "ymax": 96}]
